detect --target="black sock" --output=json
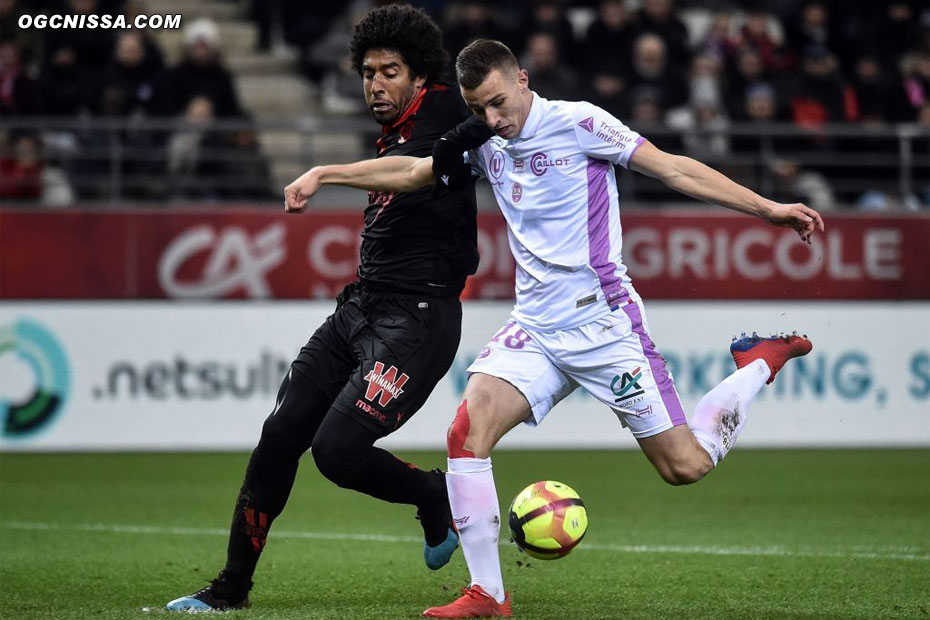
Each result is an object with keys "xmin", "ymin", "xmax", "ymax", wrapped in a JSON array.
[{"xmin": 224, "ymin": 371, "xmax": 330, "ymax": 582}]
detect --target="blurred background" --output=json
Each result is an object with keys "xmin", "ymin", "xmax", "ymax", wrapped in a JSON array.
[{"xmin": 0, "ymin": 0, "xmax": 928, "ymax": 452}]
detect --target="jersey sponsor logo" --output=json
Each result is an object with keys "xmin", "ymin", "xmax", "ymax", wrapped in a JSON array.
[
  {"xmin": 595, "ymin": 122, "xmax": 638, "ymax": 149},
  {"xmin": 511, "ymin": 182, "xmax": 523, "ymax": 203},
  {"xmin": 530, "ymin": 152, "xmax": 572, "ymax": 176},
  {"xmin": 578, "ymin": 116, "xmax": 594, "ymax": 133},
  {"xmin": 513, "ymin": 158, "xmax": 524, "ymax": 172},
  {"xmin": 489, "ymin": 150, "xmax": 505, "ymax": 179},
  {"xmin": 159, "ymin": 223, "xmax": 286, "ymax": 299},
  {"xmin": 441, "ymin": 174, "xmax": 450, "ymax": 186},
  {"xmin": 610, "ymin": 367, "xmax": 646, "ymax": 404},
  {"xmin": 364, "ymin": 361, "xmax": 410, "ymax": 406}
]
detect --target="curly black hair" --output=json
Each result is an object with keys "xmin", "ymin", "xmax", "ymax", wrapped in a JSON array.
[{"xmin": 350, "ymin": 4, "xmax": 449, "ymax": 84}]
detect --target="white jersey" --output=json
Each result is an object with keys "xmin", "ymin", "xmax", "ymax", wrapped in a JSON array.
[{"xmin": 467, "ymin": 93, "xmax": 645, "ymax": 330}]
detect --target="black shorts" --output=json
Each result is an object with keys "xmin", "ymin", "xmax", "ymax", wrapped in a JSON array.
[{"xmin": 292, "ymin": 282, "xmax": 462, "ymax": 436}]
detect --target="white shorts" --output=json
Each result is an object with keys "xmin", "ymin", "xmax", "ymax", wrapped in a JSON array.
[{"xmin": 467, "ymin": 300, "xmax": 687, "ymax": 439}]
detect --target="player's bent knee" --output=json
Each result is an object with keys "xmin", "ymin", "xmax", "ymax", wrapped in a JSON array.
[
  {"xmin": 447, "ymin": 399, "xmax": 499, "ymax": 459},
  {"xmin": 311, "ymin": 439, "xmax": 357, "ymax": 488}
]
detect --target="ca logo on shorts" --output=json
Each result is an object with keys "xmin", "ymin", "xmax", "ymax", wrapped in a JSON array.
[{"xmin": 610, "ymin": 367, "xmax": 645, "ymax": 403}]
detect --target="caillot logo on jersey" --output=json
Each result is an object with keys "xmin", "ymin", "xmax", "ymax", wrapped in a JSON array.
[
  {"xmin": 364, "ymin": 361, "xmax": 410, "ymax": 407},
  {"xmin": 610, "ymin": 367, "xmax": 645, "ymax": 403},
  {"xmin": 0, "ymin": 318, "xmax": 70, "ymax": 438}
]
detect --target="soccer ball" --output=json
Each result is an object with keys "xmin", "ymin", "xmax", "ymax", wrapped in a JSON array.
[{"xmin": 508, "ymin": 480, "xmax": 588, "ymax": 560}]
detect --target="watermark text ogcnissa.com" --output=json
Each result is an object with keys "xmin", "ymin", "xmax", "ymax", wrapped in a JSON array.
[{"xmin": 18, "ymin": 13, "xmax": 181, "ymax": 30}]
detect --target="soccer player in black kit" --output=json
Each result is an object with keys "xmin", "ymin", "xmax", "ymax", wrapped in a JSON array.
[{"xmin": 166, "ymin": 5, "xmax": 477, "ymax": 612}]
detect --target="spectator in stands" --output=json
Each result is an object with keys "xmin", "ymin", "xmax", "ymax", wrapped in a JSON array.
[
  {"xmin": 151, "ymin": 18, "xmax": 245, "ymax": 119},
  {"xmin": 199, "ymin": 125, "xmax": 275, "ymax": 200},
  {"xmin": 0, "ymin": 0, "xmax": 40, "ymax": 67},
  {"xmin": 166, "ymin": 95, "xmax": 273, "ymax": 201},
  {"xmin": 96, "ymin": 32, "xmax": 161, "ymax": 116},
  {"xmin": 870, "ymin": 2, "xmax": 926, "ymax": 72},
  {"xmin": 444, "ymin": 1, "xmax": 513, "ymax": 60},
  {"xmin": 520, "ymin": 31, "xmax": 577, "ymax": 102},
  {"xmin": 789, "ymin": 45, "xmax": 856, "ymax": 129},
  {"xmin": 700, "ymin": 11, "xmax": 736, "ymax": 64},
  {"xmin": 785, "ymin": 1, "xmax": 839, "ymax": 66},
  {"xmin": 725, "ymin": 46, "xmax": 772, "ymax": 119},
  {"xmin": 628, "ymin": 33, "xmax": 689, "ymax": 113},
  {"xmin": 280, "ymin": 1, "xmax": 346, "ymax": 82},
  {"xmin": 734, "ymin": 10, "xmax": 788, "ymax": 72},
  {"xmin": 38, "ymin": 42, "xmax": 89, "ymax": 116},
  {"xmin": 520, "ymin": 0, "xmax": 578, "ymax": 67},
  {"xmin": 899, "ymin": 52, "xmax": 930, "ymax": 122},
  {"xmin": 586, "ymin": 70, "xmax": 628, "ymax": 118},
  {"xmin": 0, "ymin": 132, "xmax": 74, "ymax": 205},
  {"xmin": 730, "ymin": 82, "xmax": 793, "ymax": 154},
  {"xmin": 667, "ymin": 56, "xmax": 730, "ymax": 161},
  {"xmin": 770, "ymin": 158, "xmax": 836, "ymax": 212},
  {"xmin": 308, "ymin": 8, "xmax": 369, "ymax": 116},
  {"xmin": 851, "ymin": 54, "xmax": 902, "ymax": 124},
  {"xmin": 581, "ymin": 0, "xmax": 635, "ymax": 77},
  {"xmin": 0, "ymin": 40, "xmax": 38, "ymax": 116},
  {"xmin": 631, "ymin": 0, "xmax": 690, "ymax": 68},
  {"xmin": 743, "ymin": 82, "xmax": 779, "ymax": 123},
  {"xmin": 121, "ymin": 0, "xmax": 166, "ymax": 74},
  {"xmin": 44, "ymin": 0, "xmax": 116, "ymax": 79},
  {"xmin": 166, "ymin": 95, "xmax": 217, "ymax": 199}
]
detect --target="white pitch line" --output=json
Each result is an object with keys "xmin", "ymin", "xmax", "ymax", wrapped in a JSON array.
[{"xmin": 2, "ymin": 520, "xmax": 928, "ymax": 562}]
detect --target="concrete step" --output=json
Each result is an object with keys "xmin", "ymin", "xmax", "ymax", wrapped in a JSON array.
[
  {"xmin": 236, "ymin": 74, "xmax": 311, "ymax": 116},
  {"xmin": 156, "ymin": 0, "xmax": 244, "ymax": 22},
  {"xmin": 156, "ymin": 20, "xmax": 257, "ymax": 64},
  {"xmin": 263, "ymin": 130, "xmax": 367, "ymax": 189},
  {"xmin": 227, "ymin": 51, "xmax": 297, "ymax": 76}
]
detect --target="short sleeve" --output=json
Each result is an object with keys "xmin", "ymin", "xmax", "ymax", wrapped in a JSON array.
[{"xmin": 572, "ymin": 101, "xmax": 645, "ymax": 169}]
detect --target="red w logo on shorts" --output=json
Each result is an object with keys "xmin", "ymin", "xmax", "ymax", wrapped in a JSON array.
[{"xmin": 364, "ymin": 361, "xmax": 410, "ymax": 407}]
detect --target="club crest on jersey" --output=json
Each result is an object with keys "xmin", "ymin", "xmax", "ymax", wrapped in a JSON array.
[
  {"xmin": 364, "ymin": 361, "xmax": 410, "ymax": 406},
  {"xmin": 610, "ymin": 366, "xmax": 645, "ymax": 403},
  {"xmin": 489, "ymin": 150, "xmax": 505, "ymax": 179}
]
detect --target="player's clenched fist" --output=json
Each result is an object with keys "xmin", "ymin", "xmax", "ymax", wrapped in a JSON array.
[{"xmin": 283, "ymin": 168, "xmax": 322, "ymax": 214}]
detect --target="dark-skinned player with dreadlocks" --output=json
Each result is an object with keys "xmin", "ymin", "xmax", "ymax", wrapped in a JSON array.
[{"xmin": 165, "ymin": 5, "xmax": 482, "ymax": 611}]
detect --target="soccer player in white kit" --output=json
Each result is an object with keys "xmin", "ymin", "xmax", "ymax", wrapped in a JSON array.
[{"xmin": 285, "ymin": 39, "xmax": 824, "ymax": 619}]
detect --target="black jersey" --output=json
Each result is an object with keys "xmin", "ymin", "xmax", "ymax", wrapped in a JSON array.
[{"xmin": 358, "ymin": 83, "xmax": 478, "ymax": 296}]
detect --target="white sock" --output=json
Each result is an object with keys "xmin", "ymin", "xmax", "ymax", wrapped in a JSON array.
[
  {"xmin": 446, "ymin": 457, "xmax": 505, "ymax": 604},
  {"xmin": 689, "ymin": 358, "xmax": 770, "ymax": 465}
]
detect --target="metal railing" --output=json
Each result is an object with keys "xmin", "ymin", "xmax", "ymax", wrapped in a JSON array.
[{"xmin": 1, "ymin": 116, "xmax": 927, "ymax": 209}]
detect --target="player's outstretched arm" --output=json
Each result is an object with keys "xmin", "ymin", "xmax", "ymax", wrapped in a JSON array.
[
  {"xmin": 283, "ymin": 156, "xmax": 435, "ymax": 213},
  {"xmin": 629, "ymin": 141, "xmax": 825, "ymax": 243}
]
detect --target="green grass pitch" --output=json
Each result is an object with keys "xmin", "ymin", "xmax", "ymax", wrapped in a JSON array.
[{"xmin": 1, "ymin": 449, "xmax": 927, "ymax": 620}]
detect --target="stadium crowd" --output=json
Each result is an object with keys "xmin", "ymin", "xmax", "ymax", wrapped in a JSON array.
[{"xmin": 1, "ymin": 0, "xmax": 928, "ymax": 207}]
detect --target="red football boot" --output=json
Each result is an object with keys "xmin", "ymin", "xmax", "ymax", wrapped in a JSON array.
[
  {"xmin": 730, "ymin": 331, "xmax": 813, "ymax": 384},
  {"xmin": 422, "ymin": 585, "xmax": 512, "ymax": 618}
]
